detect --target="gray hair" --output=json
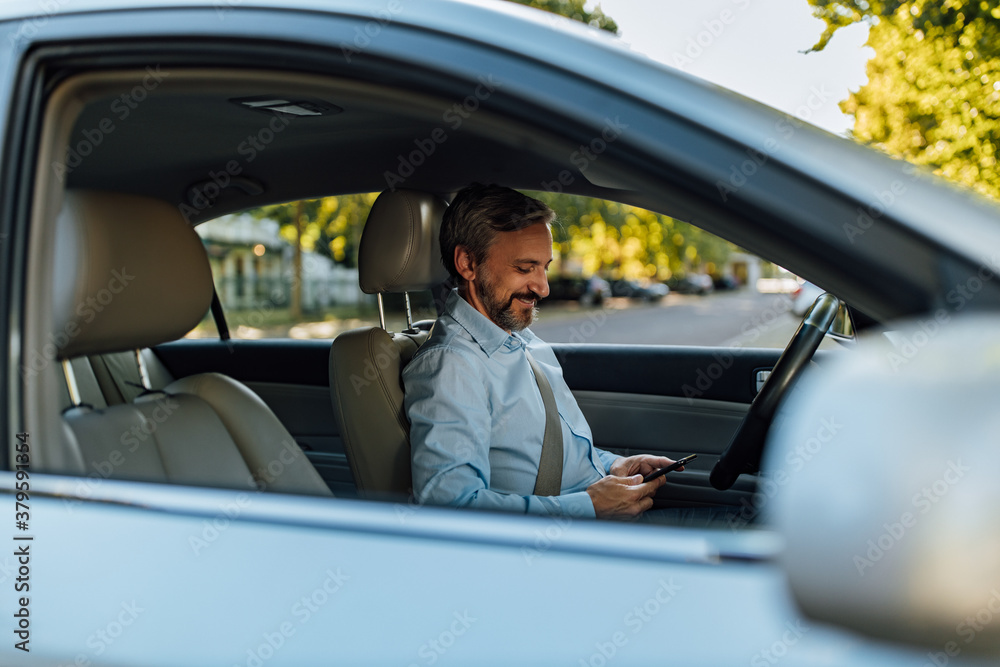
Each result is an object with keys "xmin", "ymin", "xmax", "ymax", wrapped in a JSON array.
[{"xmin": 440, "ymin": 183, "xmax": 555, "ymax": 282}]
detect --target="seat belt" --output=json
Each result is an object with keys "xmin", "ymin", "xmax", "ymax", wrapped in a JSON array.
[
  {"xmin": 525, "ymin": 349, "xmax": 563, "ymax": 496},
  {"xmin": 210, "ymin": 288, "xmax": 230, "ymax": 341}
]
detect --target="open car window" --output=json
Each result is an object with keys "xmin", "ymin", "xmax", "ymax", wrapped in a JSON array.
[{"xmin": 191, "ymin": 193, "xmax": 843, "ymax": 349}]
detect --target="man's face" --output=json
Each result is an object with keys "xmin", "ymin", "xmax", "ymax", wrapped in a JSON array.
[{"xmin": 470, "ymin": 222, "xmax": 553, "ymax": 332}]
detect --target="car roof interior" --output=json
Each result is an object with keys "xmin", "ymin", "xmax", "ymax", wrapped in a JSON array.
[{"xmin": 62, "ymin": 69, "xmax": 640, "ymax": 222}]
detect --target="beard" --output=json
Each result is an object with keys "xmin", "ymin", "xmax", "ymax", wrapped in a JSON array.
[{"xmin": 477, "ymin": 266, "xmax": 539, "ymax": 332}]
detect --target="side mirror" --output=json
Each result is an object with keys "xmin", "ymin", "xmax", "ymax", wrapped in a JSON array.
[
  {"xmin": 767, "ymin": 314, "xmax": 1000, "ymax": 655},
  {"xmin": 827, "ymin": 301, "xmax": 854, "ymax": 339}
]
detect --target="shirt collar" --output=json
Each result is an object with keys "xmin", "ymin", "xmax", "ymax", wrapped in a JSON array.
[{"xmin": 445, "ymin": 288, "xmax": 537, "ymax": 357}]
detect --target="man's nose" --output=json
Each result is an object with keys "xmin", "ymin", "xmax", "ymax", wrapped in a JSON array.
[{"xmin": 532, "ymin": 271, "xmax": 549, "ymax": 299}]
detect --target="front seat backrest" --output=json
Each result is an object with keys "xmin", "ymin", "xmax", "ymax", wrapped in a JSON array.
[{"xmin": 329, "ymin": 189, "xmax": 448, "ymax": 498}]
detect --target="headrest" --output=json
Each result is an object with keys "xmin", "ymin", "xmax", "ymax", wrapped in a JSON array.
[
  {"xmin": 52, "ymin": 190, "xmax": 213, "ymax": 359},
  {"xmin": 358, "ymin": 189, "xmax": 448, "ymax": 294}
]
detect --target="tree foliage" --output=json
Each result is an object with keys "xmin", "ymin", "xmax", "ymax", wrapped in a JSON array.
[
  {"xmin": 254, "ymin": 193, "xmax": 377, "ymax": 268},
  {"xmin": 808, "ymin": 0, "xmax": 1000, "ymax": 199},
  {"xmin": 534, "ymin": 192, "xmax": 734, "ymax": 281},
  {"xmin": 505, "ymin": 0, "xmax": 619, "ymax": 33},
  {"xmin": 253, "ymin": 191, "xmax": 732, "ymax": 281}
]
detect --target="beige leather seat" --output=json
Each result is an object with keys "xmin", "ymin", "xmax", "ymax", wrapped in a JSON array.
[
  {"xmin": 57, "ymin": 350, "xmax": 176, "ymax": 411},
  {"xmin": 50, "ymin": 190, "xmax": 331, "ymax": 496},
  {"xmin": 329, "ymin": 189, "xmax": 448, "ymax": 498}
]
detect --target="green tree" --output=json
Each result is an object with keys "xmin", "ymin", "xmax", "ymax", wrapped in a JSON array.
[
  {"xmin": 530, "ymin": 191, "xmax": 736, "ymax": 281},
  {"xmin": 505, "ymin": 0, "xmax": 618, "ymax": 33},
  {"xmin": 807, "ymin": 1, "xmax": 1000, "ymax": 199},
  {"xmin": 250, "ymin": 193, "xmax": 376, "ymax": 314},
  {"xmin": 253, "ymin": 193, "xmax": 375, "ymax": 267}
]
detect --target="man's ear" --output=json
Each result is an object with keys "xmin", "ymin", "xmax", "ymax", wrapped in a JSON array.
[{"xmin": 454, "ymin": 245, "xmax": 476, "ymax": 282}]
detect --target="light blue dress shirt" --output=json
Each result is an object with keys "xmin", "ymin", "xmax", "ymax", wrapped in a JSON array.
[{"xmin": 403, "ymin": 289, "xmax": 621, "ymax": 517}]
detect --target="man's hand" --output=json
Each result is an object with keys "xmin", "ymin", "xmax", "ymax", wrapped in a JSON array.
[
  {"xmin": 609, "ymin": 454, "xmax": 683, "ymax": 479},
  {"xmin": 586, "ymin": 474, "xmax": 664, "ymax": 519}
]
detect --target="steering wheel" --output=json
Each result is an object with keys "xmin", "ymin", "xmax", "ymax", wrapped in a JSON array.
[{"xmin": 709, "ymin": 293, "xmax": 841, "ymax": 490}]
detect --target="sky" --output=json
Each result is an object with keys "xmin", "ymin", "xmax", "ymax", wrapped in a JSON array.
[{"xmin": 589, "ymin": 0, "xmax": 875, "ymax": 135}]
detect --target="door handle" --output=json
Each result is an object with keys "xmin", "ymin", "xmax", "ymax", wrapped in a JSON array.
[{"xmin": 755, "ymin": 370, "xmax": 771, "ymax": 392}]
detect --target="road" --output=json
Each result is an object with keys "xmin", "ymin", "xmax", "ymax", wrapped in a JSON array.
[
  {"xmin": 217, "ymin": 287, "xmax": 832, "ymax": 347},
  {"xmin": 529, "ymin": 289, "xmax": 811, "ymax": 348}
]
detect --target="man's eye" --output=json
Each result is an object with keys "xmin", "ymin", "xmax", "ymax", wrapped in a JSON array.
[{"xmin": 515, "ymin": 266, "xmax": 530, "ymax": 274}]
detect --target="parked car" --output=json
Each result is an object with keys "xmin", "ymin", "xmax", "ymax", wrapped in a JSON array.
[
  {"xmin": 546, "ymin": 275, "xmax": 609, "ymax": 305},
  {"xmin": 1, "ymin": 1, "xmax": 999, "ymax": 666},
  {"xmin": 545, "ymin": 276, "xmax": 589, "ymax": 302},
  {"xmin": 608, "ymin": 278, "xmax": 669, "ymax": 302},
  {"xmin": 580, "ymin": 275, "xmax": 611, "ymax": 306},
  {"xmin": 712, "ymin": 274, "xmax": 739, "ymax": 291},
  {"xmin": 791, "ymin": 280, "xmax": 827, "ymax": 316},
  {"xmin": 668, "ymin": 273, "xmax": 714, "ymax": 295}
]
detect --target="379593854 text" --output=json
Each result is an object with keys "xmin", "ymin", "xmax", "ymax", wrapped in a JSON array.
[{"xmin": 13, "ymin": 431, "xmax": 32, "ymax": 653}]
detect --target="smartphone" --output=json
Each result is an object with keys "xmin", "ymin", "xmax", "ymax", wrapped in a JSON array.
[{"xmin": 642, "ymin": 454, "xmax": 697, "ymax": 483}]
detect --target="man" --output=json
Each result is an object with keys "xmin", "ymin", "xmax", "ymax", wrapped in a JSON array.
[{"xmin": 403, "ymin": 183, "xmax": 680, "ymax": 519}]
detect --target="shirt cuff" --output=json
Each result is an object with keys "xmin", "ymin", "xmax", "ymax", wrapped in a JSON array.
[
  {"xmin": 556, "ymin": 490, "xmax": 597, "ymax": 519},
  {"xmin": 596, "ymin": 448, "xmax": 622, "ymax": 475}
]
